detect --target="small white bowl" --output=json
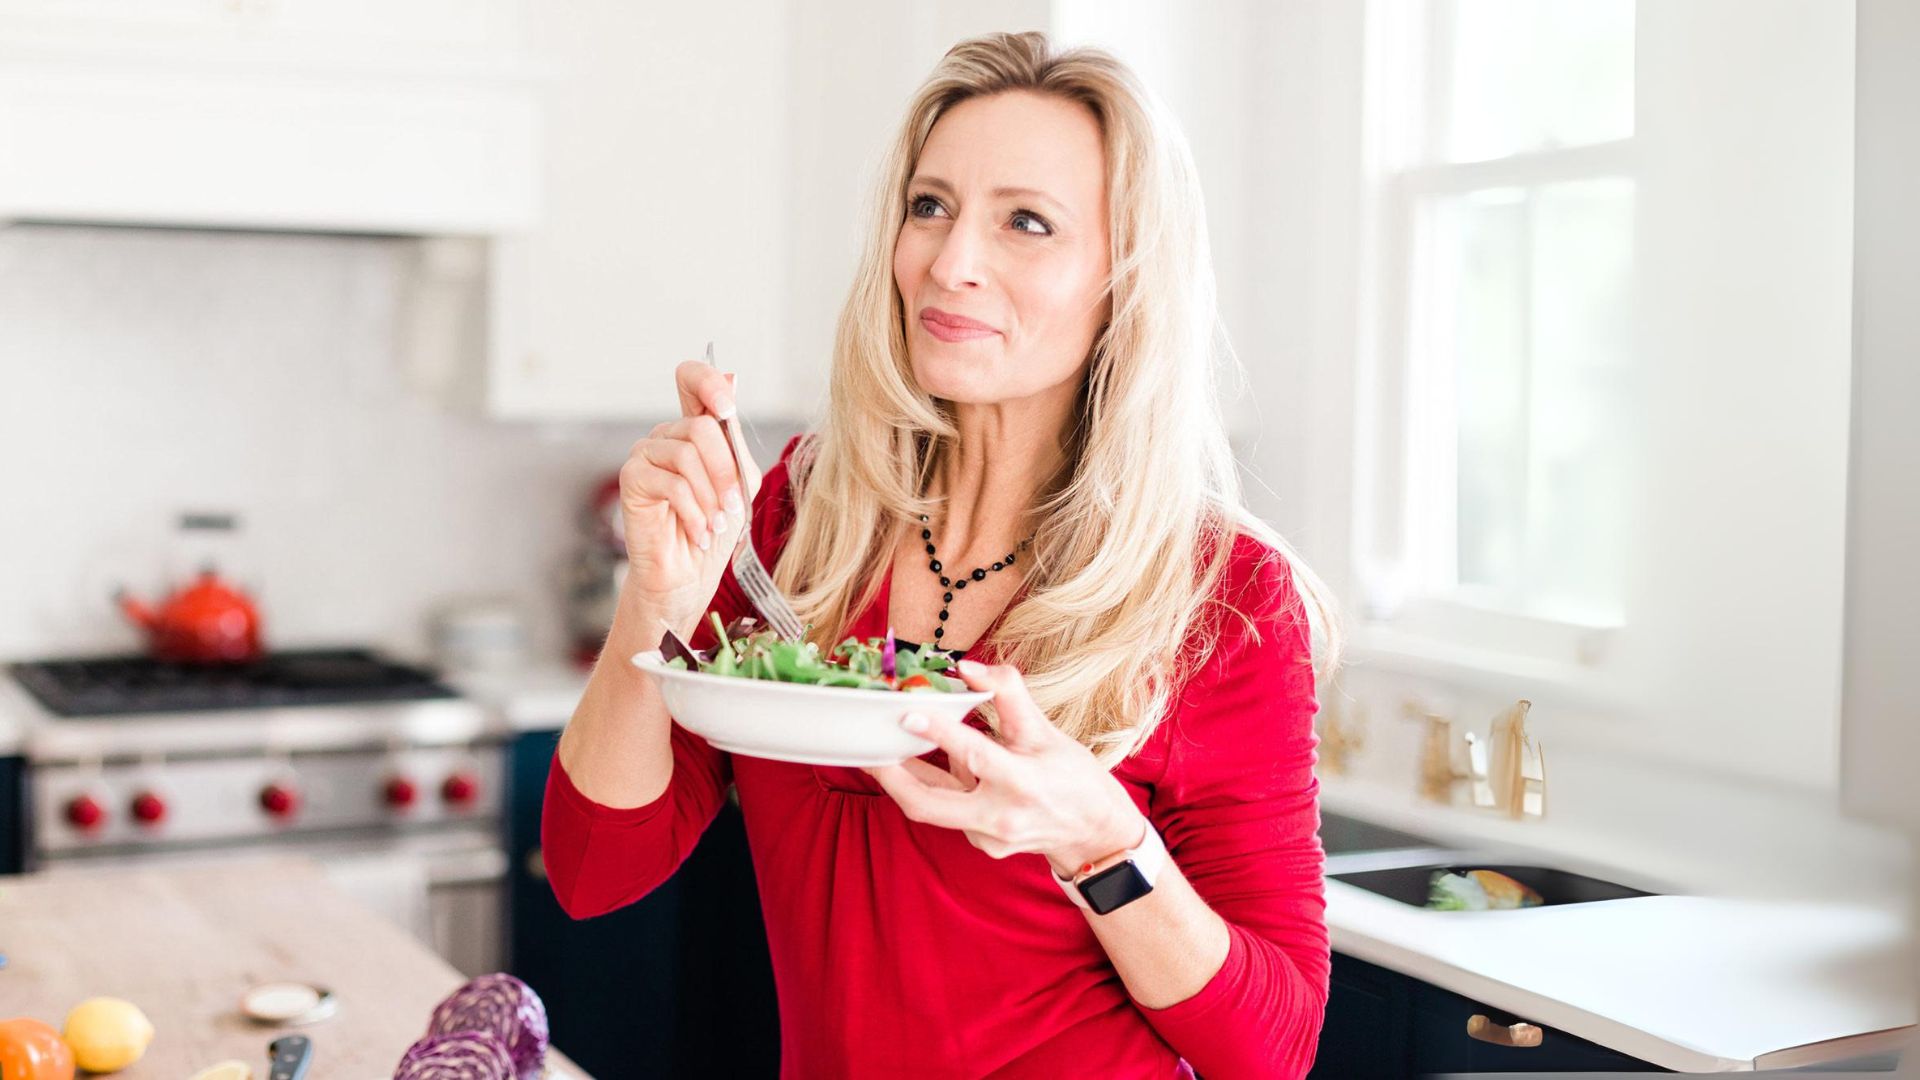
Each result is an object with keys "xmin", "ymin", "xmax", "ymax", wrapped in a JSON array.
[{"xmin": 630, "ymin": 650, "xmax": 994, "ymax": 767}]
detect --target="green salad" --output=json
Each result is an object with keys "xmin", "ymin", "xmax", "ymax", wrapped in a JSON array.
[{"xmin": 660, "ymin": 612, "xmax": 962, "ymax": 693}]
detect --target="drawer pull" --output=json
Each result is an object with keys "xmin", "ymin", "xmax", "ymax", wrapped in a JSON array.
[{"xmin": 1466, "ymin": 1014, "xmax": 1543, "ymax": 1048}]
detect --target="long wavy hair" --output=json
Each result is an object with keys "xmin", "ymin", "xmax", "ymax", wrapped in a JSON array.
[{"xmin": 773, "ymin": 30, "xmax": 1342, "ymax": 768}]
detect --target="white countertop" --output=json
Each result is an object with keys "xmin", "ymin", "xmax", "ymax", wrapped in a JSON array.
[
  {"xmin": 1318, "ymin": 776, "xmax": 1914, "ymax": 1070},
  {"xmin": 1326, "ymin": 868, "xmax": 1912, "ymax": 1070},
  {"xmin": 440, "ymin": 660, "xmax": 592, "ymax": 731}
]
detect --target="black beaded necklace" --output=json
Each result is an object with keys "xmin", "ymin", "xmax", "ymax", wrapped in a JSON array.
[{"xmin": 917, "ymin": 513, "xmax": 1032, "ymax": 649}]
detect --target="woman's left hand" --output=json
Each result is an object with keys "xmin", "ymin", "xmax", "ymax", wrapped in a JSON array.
[{"xmin": 862, "ymin": 659, "xmax": 1148, "ymax": 879}]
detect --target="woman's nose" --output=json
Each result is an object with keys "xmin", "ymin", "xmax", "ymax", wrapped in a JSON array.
[{"xmin": 927, "ymin": 215, "xmax": 987, "ymax": 291}]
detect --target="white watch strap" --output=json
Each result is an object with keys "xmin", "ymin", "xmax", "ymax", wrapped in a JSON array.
[{"xmin": 1052, "ymin": 819, "xmax": 1167, "ymax": 911}]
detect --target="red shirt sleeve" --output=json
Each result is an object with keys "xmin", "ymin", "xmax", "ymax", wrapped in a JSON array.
[
  {"xmin": 1134, "ymin": 540, "xmax": 1331, "ymax": 1079},
  {"xmin": 540, "ymin": 434, "xmax": 808, "ymax": 920}
]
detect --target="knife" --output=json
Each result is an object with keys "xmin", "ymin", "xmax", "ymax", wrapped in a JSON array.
[{"xmin": 267, "ymin": 1034, "xmax": 313, "ymax": 1080}]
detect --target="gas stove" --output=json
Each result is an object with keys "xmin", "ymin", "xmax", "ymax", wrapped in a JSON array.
[
  {"xmin": 4, "ymin": 646, "xmax": 506, "ymax": 867},
  {"xmin": 3, "ymin": 645, "xmax": 517, "ymax": 977}
]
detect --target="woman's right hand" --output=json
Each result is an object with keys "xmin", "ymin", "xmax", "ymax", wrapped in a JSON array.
[{"xmin": 617, "ymin": 359, "xmax": 764, "ymax": 629}]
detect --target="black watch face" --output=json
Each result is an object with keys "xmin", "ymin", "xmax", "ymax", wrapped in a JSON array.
[{"xmin": 1081, "ymin": 861, "xmax": 1153, "ymax": 915}]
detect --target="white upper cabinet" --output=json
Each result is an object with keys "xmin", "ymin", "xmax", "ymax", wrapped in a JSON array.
[
  {"xmin": 480, "ymin": 1, "xmax": 792, "ymax": 422},
  {"xmin": 0, "ymin": 0, "xmax": 538, "ymax": 233}
]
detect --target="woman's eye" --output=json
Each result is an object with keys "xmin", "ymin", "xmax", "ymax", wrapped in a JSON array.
[
  {"xmin": 1011, "ymin": 211, "xmax": 1053, "ymax": 237},
  {"xmin": 907, "ymin": 195, "xmax": 946, "ymax": 219}
]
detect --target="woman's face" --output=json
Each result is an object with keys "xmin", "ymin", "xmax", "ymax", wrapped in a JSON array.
[{"xmin": 893, "ymin": 90, "xmax": 1112, "ymax": 407}]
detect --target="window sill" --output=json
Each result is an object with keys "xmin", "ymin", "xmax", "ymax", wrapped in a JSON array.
[{"xmin": 1344, "ymin": 621, "xmax": 1635, "ymax": 717}]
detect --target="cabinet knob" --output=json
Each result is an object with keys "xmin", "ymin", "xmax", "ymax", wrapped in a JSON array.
[{"xmin": 1466, "ymin": 1013, "xmax": 1543, "ymax": 1048}]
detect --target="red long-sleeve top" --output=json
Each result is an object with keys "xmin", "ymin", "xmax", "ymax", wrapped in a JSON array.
[{"xmin": 542, "ymin": 436, "xmax": 1330, "ymax": 1078}]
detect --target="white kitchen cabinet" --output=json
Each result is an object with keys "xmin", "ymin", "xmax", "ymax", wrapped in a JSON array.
[
  {"xmin": 483, "ymin": 0, "xmax": 1058, "ymax": 422},
  {"xmin": 481, "ymin": 0, "xmax": 791, "ymax": 422}
]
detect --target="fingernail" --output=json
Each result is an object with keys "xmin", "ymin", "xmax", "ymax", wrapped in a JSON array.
[
  {"xmin": 715, "ymin": 397, "xmax": 737, "ymax": 420},
  {"xmin": 900, "ymin": 713, "xmax": 929, "ymax": 733},
  {"xmin": 957, "ymin": 660, "xmax": 985, "ymax": 678},
  {"xmin": 723, "ymin": 488, "xmax": 744, "ymax": 515},
  {"xmin": 710, "ymin": 510, "xmax": 728, "ymax": 535},
  {"xmin": 697, "ymin": 530, "xmax": 711, "ymax": 551}
]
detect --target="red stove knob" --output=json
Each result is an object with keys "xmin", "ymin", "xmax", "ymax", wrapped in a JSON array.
[
  {"xmin": 441, "ymin": 771, "xmax": 480, "ymax": 807},
  {"xmin": 66, "ymin": 793, "xmax": 107, "ymax": 831},
  {"xmin": 131, "ymin": 791, "xmax": 168, "ymax": 825},
  {"xmin": 259, "ymin": 783, "xmax": 300, "ymax": 819},
  {"xmin": 384, "ymin": 776, "xmax": 419, "ymax": 809}
]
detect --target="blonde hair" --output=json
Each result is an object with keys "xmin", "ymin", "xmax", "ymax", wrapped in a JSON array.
[{"xmin": 774, "ymin": 30, "xmax": 1343, "ymax": 768}]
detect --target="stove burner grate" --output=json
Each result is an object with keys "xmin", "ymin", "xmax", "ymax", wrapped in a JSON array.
[{"xmin": 8, "ymin": 648, "xmax": 458, "ymax": 717}]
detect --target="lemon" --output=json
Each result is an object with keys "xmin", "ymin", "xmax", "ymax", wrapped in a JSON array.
[
  {"xmin": 188, "ymin": 1061, "xmax": 254, "ymax": 1080},
  {"xmin": 61, "ymin": 996, "xmax": 154, "ymax": 1073}
]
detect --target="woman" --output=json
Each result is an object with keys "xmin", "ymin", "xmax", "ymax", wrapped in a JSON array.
[{"xmin": 544, "ymin": 31, "xmax": 1341, "ymax": 1079}]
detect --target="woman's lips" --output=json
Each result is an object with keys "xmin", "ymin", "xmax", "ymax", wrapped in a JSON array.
[{"xmin": 919, "ymin": 308, "xmax": 1000, "ymax": 343}]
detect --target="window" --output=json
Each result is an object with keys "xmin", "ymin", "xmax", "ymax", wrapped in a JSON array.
[{"xmin": 1360, "ymin": 0, "xmax": 1636, "ymax": 636}]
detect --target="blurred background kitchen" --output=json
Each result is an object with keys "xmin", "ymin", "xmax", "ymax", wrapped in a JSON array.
[{"xmin": 1, "ymin": 0, "xmax": 1914, "ymax": 1077}]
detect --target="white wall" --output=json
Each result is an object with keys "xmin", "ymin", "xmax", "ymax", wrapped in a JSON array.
[
  {"xmin": 780, "ymin": 0, "xmax": 1050, "ymax": 420},
  {"xmin": 1608, "ymin": 1, "xmax": 1857, "ymax": 790},
  {"xmin": 0, "ymin": 224, "xmax": 800, "ymax": 665}
]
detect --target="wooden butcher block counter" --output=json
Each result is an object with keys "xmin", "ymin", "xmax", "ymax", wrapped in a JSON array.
[{"xmin": 0, "ymin": 855, "xmax": 591, "ymax": 1079}]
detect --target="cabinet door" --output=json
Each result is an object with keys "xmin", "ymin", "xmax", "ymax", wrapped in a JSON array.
[
  {"xmin": 0, "ymin": 755, "xmax": 24, "ymax": 874},
  {"xmin": 506, "ymin": 732, "xmax": 684, "ymax": 1075},
  {"xmin": 1406, "ymin": 978, "xmax": 1669, "ymax": 1073},
  {"xmin": 487, "ymin": 0, "xmax": 788, "ymax": 421},
  {"xmin": 504, "ymin": 731, "xmax": 780, "ymax": 1078},
  {"xmin": 1310, "ymin": 953, "xmax": 1412, "ymax": 1078}
]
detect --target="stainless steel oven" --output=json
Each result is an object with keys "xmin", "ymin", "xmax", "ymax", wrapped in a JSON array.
[{"xmin": 7, "ymin": 648, "xmax": 513, "ymax": 976}]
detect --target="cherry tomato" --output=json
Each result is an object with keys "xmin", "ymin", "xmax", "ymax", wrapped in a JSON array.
[
  {"xmin": 899, "ymin": 674, "xmax": 934, "ymax": 691},
  {"xmin": 0, "ymin": 1017, "xmax": 77, "ymax": 1080}
]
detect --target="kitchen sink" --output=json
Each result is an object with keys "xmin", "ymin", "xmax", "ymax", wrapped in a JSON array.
[
  {"xmin": 1317, "ymin": 810, "xmax": 1446, "ymax": 855},
  {"xmin": 1330, "ymin": 861, "xmax": 1659, "ymax": 908}
]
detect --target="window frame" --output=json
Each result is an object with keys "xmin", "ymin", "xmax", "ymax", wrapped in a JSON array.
[{"xmin": 1355, "ymin": 0, "xmax": 1637, "ymax": 672}]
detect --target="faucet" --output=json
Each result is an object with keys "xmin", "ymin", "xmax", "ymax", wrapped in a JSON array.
[
  {"xmin": 1314, "ymin": 697, "xmax": 1366, "ymax": 776},
  {"xmin": 1487, "ymin": 700, "xmax": 1547, "ymax": 820},
  {"xmin": 1401, "ymin": 700, "xmax": 1491, "ymax": 806},
  {"xmin": 1402, "ymin": 698, "xmax": 1544, "ymax": 819}
]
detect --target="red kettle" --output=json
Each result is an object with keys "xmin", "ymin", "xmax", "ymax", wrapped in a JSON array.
[{"xmin": 115, "ymin": 568, "xmax": 264, "ymax": 664}]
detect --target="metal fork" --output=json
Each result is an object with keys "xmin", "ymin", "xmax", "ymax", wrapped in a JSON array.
[{"xmin": 706, "ymin": 342, "xmax": 807, "ymax": 642}]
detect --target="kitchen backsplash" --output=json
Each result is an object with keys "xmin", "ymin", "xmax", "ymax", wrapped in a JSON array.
[{"xmin": 0, "ymin": 224, "xmax": 806, "ymax": 664}]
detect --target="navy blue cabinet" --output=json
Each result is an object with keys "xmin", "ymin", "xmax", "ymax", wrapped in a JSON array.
[
  {"xmin": 1314, "ymin": 949, "xmax": 1416, "ymax": 1076},
  {"xmin": 505, "ymin": 731, "xmax": 780, "ymax": 1079},
  {"xmin": 0, "ymin": 755, "xmax": 23, "ymax": 874},
  {"xmin": 1312, "ymin": 953, "xmax": 1668, "ymax": 1077}
]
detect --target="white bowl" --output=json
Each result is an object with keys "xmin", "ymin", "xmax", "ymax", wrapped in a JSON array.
[{"xmin": 630, "ymin": 649, "xmax": 994, "ymax": 767}]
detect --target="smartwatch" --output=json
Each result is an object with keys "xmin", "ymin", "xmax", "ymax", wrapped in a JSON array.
[{"xmin": 1052, "ymin": 819, "xmax": 1168, "ymax": 915}]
